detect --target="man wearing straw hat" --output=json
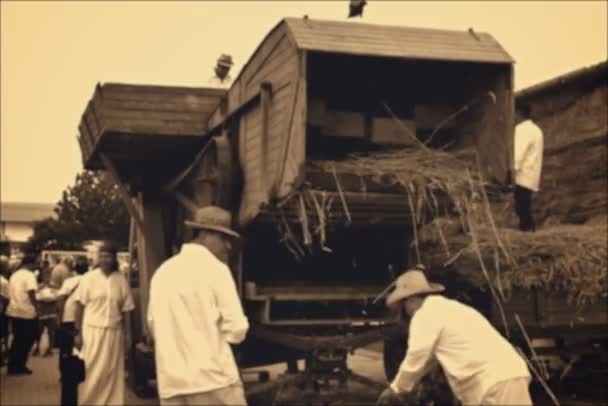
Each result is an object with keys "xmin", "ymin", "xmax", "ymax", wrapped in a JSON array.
[
  {"xmin": 377, "ymin": 266, "xmax": 532, "ymax": 406},
  {"xmin": 148, "ymin": 206, "xmax": 249, "ymax": 405},
  {"xmin": 209, "ymin": 54, "xmax": 234, "ymax": 88}
]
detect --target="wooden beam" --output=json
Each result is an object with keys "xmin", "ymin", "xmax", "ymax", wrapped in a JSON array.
[
  {"xmin": 100, "ymin": 153, "xmax": 145, "ymax": 234},
  {"xmin": 209, "ymin": 88, "xmax": 263, "ymax": 135},
  {"xmin": 134, "ymin": 193, "xmax": 167, "ymax": 341},
  {"xmin": 161, "ymin": 140, "xmax": 213, "ymax": 193},
  {"xmin": 172, "ymin": 190, "xmax": 198, "ymax": 214},
  {"xmin": 261, "ymin": 82, "xmax": 272, "ymax": 191}
]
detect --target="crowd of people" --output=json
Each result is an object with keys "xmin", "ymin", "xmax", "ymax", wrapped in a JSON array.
[{"xmin": 0, "ymin": 242, "xmax": 134, "ymax": 406}]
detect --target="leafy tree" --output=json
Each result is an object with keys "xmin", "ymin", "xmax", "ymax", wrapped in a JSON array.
[{"xmin": 24, "ymin": 170, "xmax": 130, "ymax": 253}]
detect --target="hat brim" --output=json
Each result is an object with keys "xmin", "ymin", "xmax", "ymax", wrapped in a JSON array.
[
  {"xmin": 184, "ymin": 221, "xmax": 241, "ymax": 239},
  {"xmin": 386, "ymin": 283, "xmax": 445, "ymax": 307}
]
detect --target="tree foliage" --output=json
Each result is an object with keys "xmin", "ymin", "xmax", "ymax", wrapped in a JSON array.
[{"xmin": 24, "ymin": 170, "xmax": 130, "ymax": 253}]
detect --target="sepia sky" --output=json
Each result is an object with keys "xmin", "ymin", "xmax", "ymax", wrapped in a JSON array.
[{"xmin": 1, "ymin": 1, "xmax": 606, "ymax": 204}]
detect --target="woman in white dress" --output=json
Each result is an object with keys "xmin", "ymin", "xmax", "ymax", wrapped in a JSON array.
[{"xmin": 74, "ymin": 241, "xmax": 134, "ymax": 405}]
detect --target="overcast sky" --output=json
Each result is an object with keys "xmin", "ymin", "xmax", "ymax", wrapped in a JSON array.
[{"xmin": 1, "ymin": 1, "xmax": 606, "ymax": 204}]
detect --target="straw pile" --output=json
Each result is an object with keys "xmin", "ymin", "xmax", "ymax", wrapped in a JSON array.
[
  {"xmin": 418, "ymin": 217, "xmax": 608, "ymax": 306},
  {"xmin": 308, "ymin": 146, "xmax": 483, "ymax": 209},
  {"xmin": 272, "ymin": 146, "xmax": 500, "ymax": 255}
]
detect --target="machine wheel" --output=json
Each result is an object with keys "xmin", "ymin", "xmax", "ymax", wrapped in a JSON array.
[{"xmin": 383, "ymin": 335, "xmax": 407, "ymax": 382}]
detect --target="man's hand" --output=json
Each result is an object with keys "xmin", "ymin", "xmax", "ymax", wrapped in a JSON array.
[{"xmin": 376, "ymin": 386, "xmax": 398, "ymax": 406}]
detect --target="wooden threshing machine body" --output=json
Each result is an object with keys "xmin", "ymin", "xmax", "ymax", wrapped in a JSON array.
[{"xmin": 77, "ymin": 17, "xmax": 516, "ymax": 389}]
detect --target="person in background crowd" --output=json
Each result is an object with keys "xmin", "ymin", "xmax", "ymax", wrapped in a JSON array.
[
  {"xmin": 34, "ymin": 260, "xmax": 50, "ymax": 284},
  {"xmin": 6, "ymin": 254, "xmax": 39, "ymax": 375},
  {"xmin": 32, "ymin": 268, "xmax": 60, "ymax": 357},
  {"xmin": 1, "ymin": 255, "xmax": 10, "ymax": 366},
  {"xmin": 377, "ymin": 267, "xmax": 532, "ymax": 406},
  {"xmin": 513, "ymin": 105, "xmax": 544, "ymax": 232},
  {"xmin": 9, "ymin": 251, "xmax": 25, "ymax": 275},
  {"xmin": 85, "ymin": 243, "xmax": 101, "ymax": 271},
  {"xmin": 148, "ymin": 206, "xmax": 249, "ymax": 406},
  {"xmin": 51, "ymin": 257, "xmax": 73, "ymax": 291},
  {"xmin": 57, "ymin": 255, "xmax": 89, "ymax": 406},
  {"xmin": 74, "ymin": 241, "xmax": 135, "ymax": 405}
]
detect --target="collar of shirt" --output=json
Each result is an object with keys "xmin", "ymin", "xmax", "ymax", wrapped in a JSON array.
[{"xmin": 180, "ymin": 243, "xmax": 215, "ymax": 260}]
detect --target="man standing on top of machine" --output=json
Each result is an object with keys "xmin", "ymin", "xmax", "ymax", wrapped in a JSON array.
[{"xmin": 513, "ymin": 104, "xmax": 544, "ymax": 232}]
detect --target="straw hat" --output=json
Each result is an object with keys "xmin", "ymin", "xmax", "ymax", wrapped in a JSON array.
[
  {"xmin": 185, "ymin": 206, "xmax": 240, "ymax": 239},
  {"xmin": 217, "ymin": 54, "xmax": 234, "ymax": 68},
  {"xmin": 386, "ymin": 268, "xmax": 445, "ymax": 307}
]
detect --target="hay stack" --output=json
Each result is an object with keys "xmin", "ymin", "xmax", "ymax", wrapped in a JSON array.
[
  {"xmin": 419, "ymin": 218, "xmax": 608, "ymax": 306},
  {"xmin": 273, "ymin": 146, "xmax": 494, "ymax": 258},
  {"xmin": 534, "ymin": 134, "xmax": 607, "ymax": 225}
]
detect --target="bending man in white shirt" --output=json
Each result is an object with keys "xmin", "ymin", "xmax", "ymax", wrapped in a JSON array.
[
  {"xmin": 377, "ymin": 267, "xmax": 532, "ymax": 406},
  {"xmin": 514, "ymin": 105, "xmax": 544, "ymax": 231},
  {"xmin": 148, "ymin": 206, "xmax": 249, "ymax": 406}
]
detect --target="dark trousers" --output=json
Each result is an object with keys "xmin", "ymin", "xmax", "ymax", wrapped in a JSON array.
[
  {"xmin": 0, "ymin": 312, "xmax": 9, "ymax": 365},
  {"xmin": 34, "ymin": 317, "xmax": 58, "ymax": 352},
  {"xmin": 514, "ymin": 185, "xmax": 536, "ymax": 231},
  {"xmin": 58, "ymin": 322, "xmax": 79, "ymax": 406},
  {"xmin": 7, "ymin": 317, "xmax": 38, "ymax": 371}
]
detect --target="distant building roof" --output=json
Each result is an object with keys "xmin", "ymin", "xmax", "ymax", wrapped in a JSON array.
[
  {"xmin": 0, "ymin": 202, "xmax": 56, "ymax": 223},
  {"xmin": 517, "ymin": 60, "xmax": 608, "ymax": 105},
  {"xmin": 283, "ymin": 17, "xmax": 513, "ymax": 64}
]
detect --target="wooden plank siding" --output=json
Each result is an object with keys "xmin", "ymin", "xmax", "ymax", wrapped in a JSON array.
[
  {"xmin": 276, "ymin": 53, "xmax": 307, "ymax": 198},
  {"xmin": 203, "ymin": 22, "xmax": 303, "ymax": 224},
  {"xmin": 77, "ymin": 83, "xmax": 225, "ymax": 169},
  {"xmin": 475, "ymin": 67, "xmax": 514, "ymax": 184},
  {"xmin": 285, "ymin": 18, "xmax": 513, "ymax": 64},
  {"xmin": 244, "ymin": 34, "xmax": 294, "ymax": 96},
  {"xmin": 208, "ymin": 24, "xmax": 292, "ymax": 130}
]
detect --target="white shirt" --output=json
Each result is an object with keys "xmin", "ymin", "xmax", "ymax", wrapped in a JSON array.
[
  {"xmin": 514, "ymin": 120, "xmax": 544, "ymax": 191},
  {"xmin": 0, "ymin": 275, "xmax": 8, "ymax": 299},
  {"xmin": 391, "ymin": 296, "xmax": 530, "ymax": 405},
  {"xmin": 74, "ymin": 268, "xmax": 134, "ymax": 329},
  {"xmin": 58, "ymin": 274, "xmax": 83, "ymax": 323},
  {"xmin": 6, "ymin": 269, "xmax": 38, "ymax": 319},
  {"xmin": 148, "ymin": 243, "xmax": 249, "ymax": 399}
]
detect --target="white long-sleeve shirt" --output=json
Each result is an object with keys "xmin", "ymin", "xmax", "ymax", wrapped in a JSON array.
[
  {"xmin": 148, "ymin": 243, "xmax": 249, "ymax": 400},
  {"xmin": 514, "ymin": 120, "xmax": 544, "ymax": 191},
  {"xmin": 390, "ymin": 296, "xmax": 530, "ymax": 405}
]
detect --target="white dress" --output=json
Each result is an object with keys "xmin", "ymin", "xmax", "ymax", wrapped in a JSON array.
[{"xmin": 74, "ymin": 269, "xmax": 134, "ymax": 405}]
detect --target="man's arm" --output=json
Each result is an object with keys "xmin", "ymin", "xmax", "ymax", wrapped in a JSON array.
[
  {"xmin": 26, "ymin": 272, "xmax": 39, "ymax": 315},
  {"xmin": 55, "ymin": 278, "xmax": 75, "ymax": 323},
  {"xmin": 215, "ymin": 267, "xmax": 249, "ymax": 344},
  {"xmin": 146, "ymin": 280, "xmax": 155, "ymax": 342},
  {"xmin": 72, "ymin": 278, "xmax": 87, "ymax": 350},
  {"xmin": 390, "ymin": 308, "xmax": 442, "ymax": 394},
  {"xmin": 121, "ymin": 276, "xmax": 135, "ymax": 349},
  {"xmin": 73, "ymin": 301, "xmax": 84, "ymax": 350},
  {"xmin": 27, "ymin": 290, "xmax": 39, "ymax": 316}
]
